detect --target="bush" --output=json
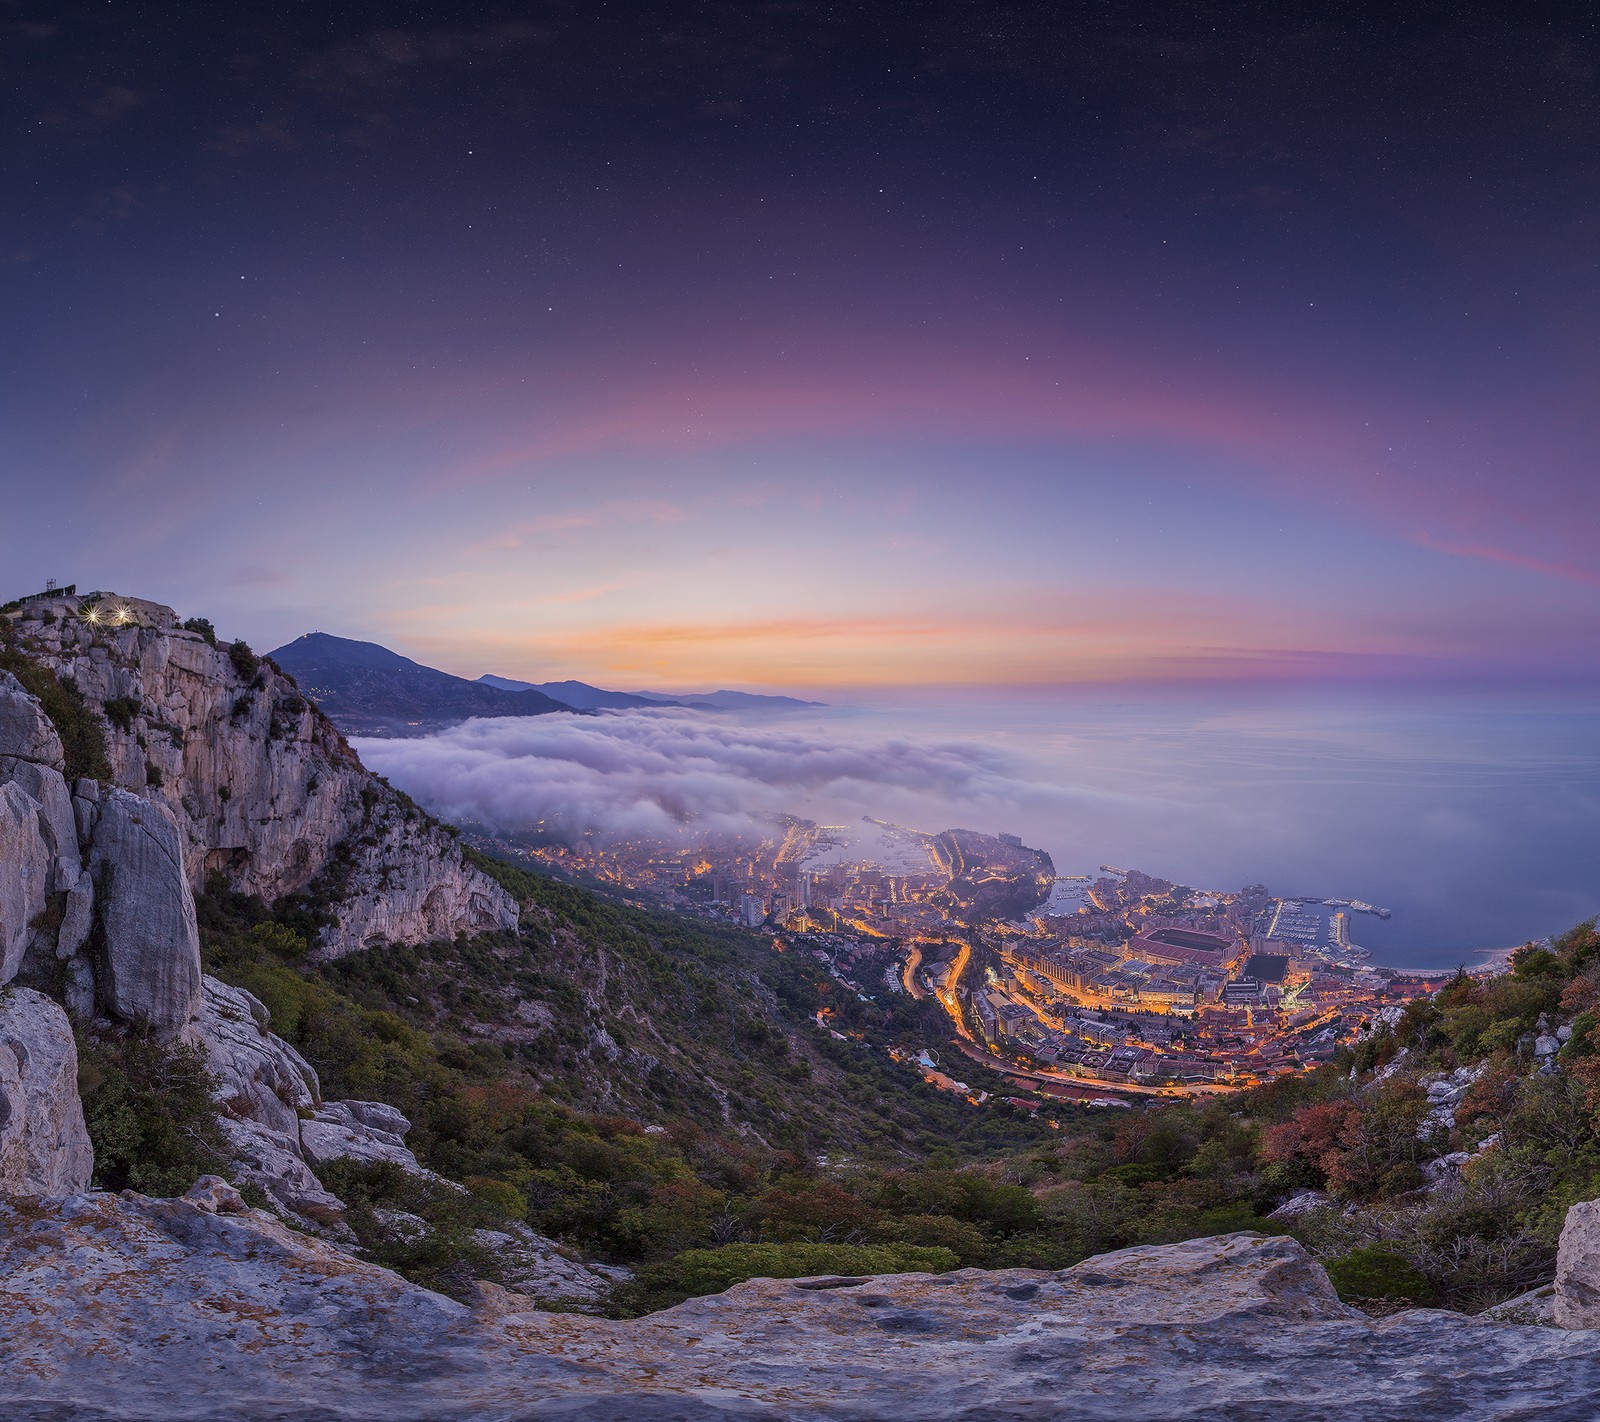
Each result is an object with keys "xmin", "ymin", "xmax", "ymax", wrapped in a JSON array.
[
  {"xmin": 77, "ymin": 1033, "xmax": 228, "ymax": 1197},
  {"xmin": 228, "ymin": 640, "xmax": 261, "ymax": 681},
  {"xmin": 102, "ymin": 695, "xmax": 142, "ymax": 733},
  {"xmin": 315, "ymin": 1158, "xmax": 511, "ymax": 1299},
  {"xmin": 182, "ymin": 616, "xmax": 217, "ymax": 646},
  {"xmin": 1324, "ymin": 1245, "xmax": 1436, "ymax": 1305}
]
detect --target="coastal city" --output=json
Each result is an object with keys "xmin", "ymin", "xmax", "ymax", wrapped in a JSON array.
[{"xmin": 471, "ymin": 816, "xmax": 1467, "ymax": 1109}]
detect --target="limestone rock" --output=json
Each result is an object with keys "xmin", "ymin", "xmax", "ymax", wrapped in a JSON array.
[
  {"xmin": 183, "ymin": 1174, "xmax": 250, "ymax": 1215},
  {"xmin": 17, "ymin": 597, "xmax": 518, "ymax": 956},
  {"xmin": 9, "ymin": 1217, "xmax": 1600, "ymax": 1420},
  {"xmin": 0, "ymin": 670, "xmax": 63, "ymax": 767},
  {"xmin": 300, "ymin": 1099, "xmax": 423, "ymax": 1173},
  {"xmin": 472, "ymin": 1220, "xmax": 620, "ymax": 1308},
  {"xmin": 1267, "ymin": 1188, "xmax": 1336, "ymax": 1220},
  {"xmin": 217, "ymin": 1114, "xmax": 344, "ymax": 1221},
  {"xmin": 88, "ymin": 788, "xmax": 202, "ymax": 1033},
  {"xmin": 1555, "ymin": 1197, "xmax": 1600, "ymax": 1328},
  {"xmin": 0, "ymin": 758, "xmax": 80, "ymax": 888},
  {"xmin": 0, "ymin": 782, "xmax": 53, "ymax": 985},
  {"xmin": 0, "ymin": 988, "xmax": 93, "ymax": 1197},
  {"xmin": 1480, "ymin": 1283, "xmax": 1558, "ymax": 1326},
  {"xmin": 185, "ymin": 975, "xmax": 319, "ymax": 1136}
]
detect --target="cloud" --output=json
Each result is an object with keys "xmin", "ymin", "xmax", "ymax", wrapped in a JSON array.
[
  {"xmin": 352, "ymin": 708, "xmax": 1105, "ymax": 847},
  {"xmin": 1412, "ymin": 531, "xmax": 1600, "ymax": 590}
]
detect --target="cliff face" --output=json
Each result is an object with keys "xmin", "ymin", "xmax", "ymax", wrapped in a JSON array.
[
  {"xmin": 8, "ymin": 592, "xmax": 516, "ymax": 955},
  {"xmin": 0, "ymin": 593, "xmax": 519, "ymax": 1226}
]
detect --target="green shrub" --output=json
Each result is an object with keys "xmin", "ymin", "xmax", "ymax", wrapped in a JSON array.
[
  {"xmin": 182, "ymin": 616, "xmax": 217, "ymax": 646},
  {"xmin": 102, "ymin": 695, "xmax": 142, "ymax": 733},
  {"xmin": 313, "ymin": 1158, "xmax": 513, "ymax": 1299},
  {"xmin": 228, "ymin": 640, "xmax": 261, "ymax": 681},
  {"xmin": 1324, "ymin": 1245, "xmax": 1435, "ymax": 1305},
  {"xmin": 77, "ymin": 1033, "xmax": 228, "ymax": 1196}
]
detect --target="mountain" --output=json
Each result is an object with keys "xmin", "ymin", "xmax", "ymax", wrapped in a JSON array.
[
  {"xmin": 268, "ymin": 632, "xmax": 575, "ymax": 735},
  {"xmin": 479, "ymin": 672, "xmax": 825, "ymax": 712},
  {"xmin": 5, "ymin": 594, "xmax": 515, "ymax": 959},
  {"xmin": 630, "ymin": 688, "xmax": 827, "ymax": 710},
  {"xmin": 477, "ymin": 673, "xmax": 673, "ymax": 710}
]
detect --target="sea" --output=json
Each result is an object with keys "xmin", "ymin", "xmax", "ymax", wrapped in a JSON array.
[{"xmin": 809, "ymin": 686, "xmax": 1600, "ymax": 971}]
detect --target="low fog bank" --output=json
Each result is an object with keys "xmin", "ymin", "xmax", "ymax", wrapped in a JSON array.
[
  {"xmin": 352, "ymin": 708, "xmax": 1110, "ymax": 847},
  {"xmin": 352, "ymin": 693, "xmax": 1600, "ymax": 963}
]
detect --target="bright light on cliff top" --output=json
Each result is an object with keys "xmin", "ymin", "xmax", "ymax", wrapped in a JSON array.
[{"xmin": 78, "ymin": 601, "xmax": 135, "ymax": 628}]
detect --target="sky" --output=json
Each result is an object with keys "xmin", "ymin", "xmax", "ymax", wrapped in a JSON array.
[{"xmin": 3, "ymin": 1, "xmax": 1598, "ymax": 692}]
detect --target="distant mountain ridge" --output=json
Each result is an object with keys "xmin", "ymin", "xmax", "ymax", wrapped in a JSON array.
[
  {"xmin": 628, "ymin": 688, "xmax": 827, "ymax": 710},
  {"xmin": 476, "ymin": 674, "xmax": 671, "ymax": 711},
  {"xmin": 478, "ymin": 673, "xmax": 824, "ymax": 712},
  {"xmin": 268, "ymin": 633, "xmax": 574, "ymax": 736},
  {"xmin": 268, "ymin": 633, "xmax": 825, "ymax": 734}
]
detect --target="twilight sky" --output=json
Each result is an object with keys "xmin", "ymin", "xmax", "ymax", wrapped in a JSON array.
[{"xmin": 4, "ymin": 1, "xmax": 1597, "ymax": 691}]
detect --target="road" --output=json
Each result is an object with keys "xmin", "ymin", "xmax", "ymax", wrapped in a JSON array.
[{"xmin": 901, "ymin": 943, "xmax": 927, "ymax": 998}]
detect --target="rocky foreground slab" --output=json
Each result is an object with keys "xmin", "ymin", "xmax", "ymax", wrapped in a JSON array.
[{"xmin": 5, "ymin": 1182, "xmax": 1600, "ymax": 1422}]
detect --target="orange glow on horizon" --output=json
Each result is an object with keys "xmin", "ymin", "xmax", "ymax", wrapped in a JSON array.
[{"xmin": 391, "ymin": 608, "xmax": 1435, "ymax": 691}]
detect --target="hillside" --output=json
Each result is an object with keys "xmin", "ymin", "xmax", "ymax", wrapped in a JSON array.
[{"xmin": 269, "ymin": 632, "xmax": 574, "ymax": 735}]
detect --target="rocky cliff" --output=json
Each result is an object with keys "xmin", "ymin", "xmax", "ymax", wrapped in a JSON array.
[
  {"xmin": 5, "ymin": 1198, "xmax": 1600, "ymax": 1420},
  {"xmin": 0, "ymin": 595, "xmax": 535, "ymax": 1249},
  {"xmin": 4, "ymin": 591, "xmax": 516, "ymax": 956}
]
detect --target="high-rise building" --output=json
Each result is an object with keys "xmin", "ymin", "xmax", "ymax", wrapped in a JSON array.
[{"xmin": 740, "ymin": 890, "xmax": 764, "ymax": 928}]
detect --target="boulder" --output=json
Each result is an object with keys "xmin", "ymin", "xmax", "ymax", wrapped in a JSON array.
[
  {"xmin": 0, "ymin": 988, "xmax": 93, "ymax": 1197},
  {"xmin": 0, "ymin": 782, "xmax": 53, "ymax": 985},
  {"xmin": 0, "ymin": 671, "xmax": 63, "ymax": 767},
  {"xmin": 1555, "ymin": 1197, "xmax": 1600, "ymax": 1327},
  {"xmin": 1480, "ymin": 1283, "xmax": 1558, "ymax": 1326},
  {"xmin": 1267, "ymin": 1188, "xmax": 1336, "ymax": 1220},
  {"xmin": 185, "ymin": 976, "xmax": 318, "ymax": 1137},
  {"xmin": 216, "ymin": 1115, "xmax": 345, "ymax": 1222},
  {"xmin": 299, "ymin": 1099, "xmax": 422, "ymax": 1173},
  {"xmin": 472, "ymin": 1220, "xmax": 620, "ymax": 1308},
  {"xmin": 0, "ymin": 758, "xmax": 80, "ymax": 888},
  {"xmin": 87, "ymin": 788, "xmax": 202, "ymax": 1033}
]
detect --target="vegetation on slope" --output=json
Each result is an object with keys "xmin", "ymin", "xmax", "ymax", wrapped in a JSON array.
[
  {"xmin": 148, "ymin": 745, "xmax": 1600, "ymax": 1319},
  {"xmin": 196, "ymin": 857, "xmax": 1070, "ymax": 1308},
  {"xmin": 974, "ymin": 920, "xmax": 1600, "ymax": 1313}
]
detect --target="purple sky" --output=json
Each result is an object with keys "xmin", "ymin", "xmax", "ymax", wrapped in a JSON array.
[{"xmin": 3, "ymin": 3, "xmax": 1596, "ymax": 691}]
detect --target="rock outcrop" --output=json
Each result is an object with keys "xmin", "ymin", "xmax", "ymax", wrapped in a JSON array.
[
  {"xmin": 88, "ymin": 788, "xmax": 203, "ymax": 1033},
  {"xmin": 300, "ymin": 1099, "xmax": 422, "ymax": 1172},
  {"xmin": 0, "ymin": 620, "xmax": 504, "ymax": 1216},
  {"xmin": 7, "ymin": 1209, "xmax": 1600, "ymax": 1421},
  {"xmin": 0, "ymin": 781, "xmax": 54, "ymax": 984},
  {"xmin": 0, "ymin": 988, "xmax": 93, "ymax": 1197},
  {"xmin": 0, "ymin": 668, "xmax": 64, "ymax": 766},
  {"xmin": 182, "ymin": 973, "xmax": 430, "ymax": 1215},
  {"xmin": 6, "ymin": 592, "xmax": 516, "ymax": 956},
  {"xmin": 1555, "ymin": 1197, "xmax": 1600, "ymax": 1328},
  {"xmin": 185, "ymin": 976, "xmax": 319, "ymax": 1135}
]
